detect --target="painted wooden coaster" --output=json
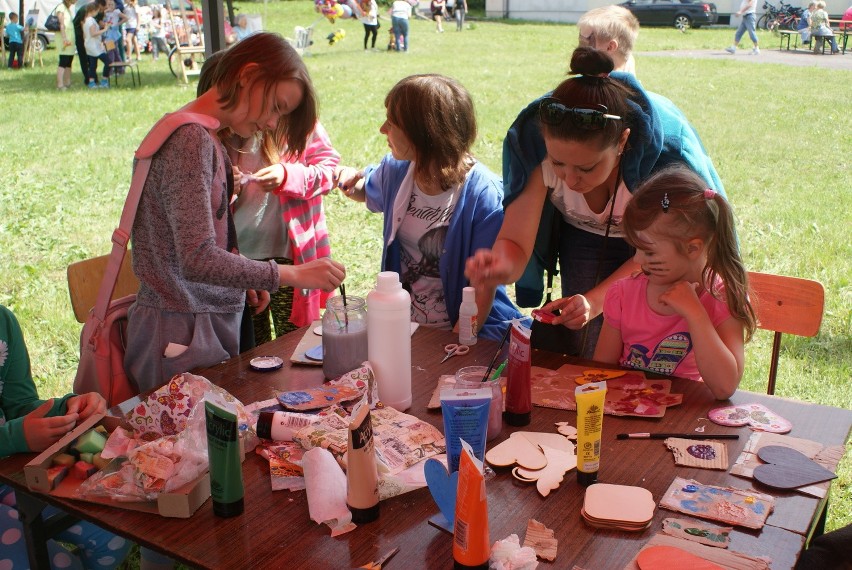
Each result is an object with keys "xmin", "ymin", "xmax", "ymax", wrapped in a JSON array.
[
  {"xmin": 708, "ymin": 403, "xmax": 792, "ymax": 433},
  {"xmin": 637, "ymin": 545, "xmax": 724, "ymax": 570},
  {"xmin": 753, "ymin": 445, "xmax": 837, "ymax": 489}
]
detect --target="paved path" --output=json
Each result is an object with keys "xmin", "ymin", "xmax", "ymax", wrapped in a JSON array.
[{"xmin": 641, "ymin": 48, "xmax": 852, "ymax": 71}]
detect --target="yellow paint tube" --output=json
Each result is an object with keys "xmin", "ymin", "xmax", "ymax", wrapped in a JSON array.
[
  {"xmin": 575, "ymin": 381, "xmax": 607, "ymax": 487},
  {"xmin": 453, "ymin": 439, "xmax": 489, "ymax": 570}
]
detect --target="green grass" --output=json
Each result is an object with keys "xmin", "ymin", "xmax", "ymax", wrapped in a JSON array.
[{"xmin": 1, "ymin": 0, "xmax": 850, "ymax": 536}]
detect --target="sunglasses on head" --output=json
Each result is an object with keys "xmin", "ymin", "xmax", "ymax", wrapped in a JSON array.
[{"xmin": 538, "ymin": 98, "xmax": 621, "ymax": 130}]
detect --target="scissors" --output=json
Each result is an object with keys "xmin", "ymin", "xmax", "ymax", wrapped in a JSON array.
[
  {"xmin": 356, "ymin": 547, "xmax": 399, "ymax": 569},
  {"xmin": 441, "ymin": 343, "xmax": 470, "ymax": 363}
]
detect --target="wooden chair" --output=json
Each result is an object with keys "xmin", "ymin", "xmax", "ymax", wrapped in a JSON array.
[
  {"xmin": 67, "ymin": 252, "xmax": 139, "ymax": 323},
  {"xmin": 748, "ymin": 271, "xmax": 824, "ymax": 395}
]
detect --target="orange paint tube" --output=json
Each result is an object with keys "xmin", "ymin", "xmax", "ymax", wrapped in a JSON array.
[{"xmin": 453, "ymin": 439, "xmax": 489, "ymax": 569}]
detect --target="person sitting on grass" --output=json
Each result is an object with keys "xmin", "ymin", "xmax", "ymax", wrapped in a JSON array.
[
  {"xmin": 592, "ymin": 166, "xmax": 756, "ymax": 400},
  {"xmin": 0, "ymin": 305, "xmax": 132, "ymax": 570}
]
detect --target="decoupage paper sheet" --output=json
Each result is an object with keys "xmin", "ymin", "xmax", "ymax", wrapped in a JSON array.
[
  {"xmin": 294, "ymin": 405, "xmax": 445, "ymax": 476},
  {"xmin": 624, "ymin": 533, "xmax": 770, "ymax": 570},
  {"xmin": 531, "ymin": 364, "xmax": 683, "ymax": 417},
  {"xmin": 730, "ymin": 431, "xmax": 845, "ymax": 498},
  {"xmin": 665, "ymin": 438, "xmax": 729, "ymax": 470},
  {"xmin": 659, "ymin": 477, "xmax": 774, "ymax": 530}
]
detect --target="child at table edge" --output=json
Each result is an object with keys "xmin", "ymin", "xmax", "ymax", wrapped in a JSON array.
[
  {"xmin": 593, "ymin": 166, "xmax": 756, "ymax": 400},
  {"xmin": 0, "ymin": 304, "xmax": 131, "ymax": 569}
]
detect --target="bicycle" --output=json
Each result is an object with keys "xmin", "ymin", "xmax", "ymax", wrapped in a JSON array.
[
  {"xmin": 758, "ymin": 0, "xmax": 803, "ymax": 30},
  {"xmin": 168, "ymin": 44, "xmax": 205, "ymax": 79}
]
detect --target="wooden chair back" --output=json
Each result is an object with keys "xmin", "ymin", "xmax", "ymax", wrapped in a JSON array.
[
  {"xmin": 748, "ymin": 271, "xmax": 824, "ymax": 395},
  {"xmin": 68, "ymin": 253, "xmax": 140, "ymax": 323}
]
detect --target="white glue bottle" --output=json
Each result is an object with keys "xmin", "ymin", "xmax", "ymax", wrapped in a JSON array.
[
  {"xmin": 367, "ymin": 271, "xmax": 412, "ymax": 411},
  {"xmin": 458, "ymin": 286, "xmax": 478, "ymax": 346}
]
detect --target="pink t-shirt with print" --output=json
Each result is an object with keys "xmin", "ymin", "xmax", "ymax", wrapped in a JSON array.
[{"xmin": 602, "ymin": 274, "xmax": 732, "ymax": 381}]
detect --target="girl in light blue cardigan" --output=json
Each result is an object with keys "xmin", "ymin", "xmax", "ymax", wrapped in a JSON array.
[{"xmin": 336, "ymin": 74, "xmax": 521, "ymax": 340}]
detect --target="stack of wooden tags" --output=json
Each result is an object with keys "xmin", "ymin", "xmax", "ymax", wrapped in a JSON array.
[{"xmin": 581, "ymin": 483, "xmax": 655, "ymax": 531}]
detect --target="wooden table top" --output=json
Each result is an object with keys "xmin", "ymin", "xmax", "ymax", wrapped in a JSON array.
[{"xmin": 2, "ymin": 326, "xmax": 850, "ymax": 569}]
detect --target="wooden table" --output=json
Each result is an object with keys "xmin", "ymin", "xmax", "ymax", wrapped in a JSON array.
[{"xmin": 2, "ymin": 326, "xmax": 850, "ymax": 569}]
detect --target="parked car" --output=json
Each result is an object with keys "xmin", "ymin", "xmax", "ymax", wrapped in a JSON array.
[
  {"xmin": 619, "ymin": 0, "xmax": 719, "ymax": 29},
  {"xmin": 3, "ymin": 28, "xmax": 53, "ymax": 51}
]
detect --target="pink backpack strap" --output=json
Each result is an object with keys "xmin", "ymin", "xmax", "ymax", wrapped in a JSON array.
[{"xmin": 92, "ymin": 112, "xmax": 221, "ymax": 321}]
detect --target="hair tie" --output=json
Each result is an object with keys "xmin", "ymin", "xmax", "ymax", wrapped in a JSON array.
[
  {"xmin": 704, "ymin": 188, "xmax": 716, "ymax": 199},
  {"xmin": 661, "ymin": 193, "xmax": 670, "ymax": 213}
]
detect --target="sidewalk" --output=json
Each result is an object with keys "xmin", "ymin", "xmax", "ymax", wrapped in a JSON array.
[{"xmin": 641, "ymin": 48, "xmax": 852, "ymax": 71}]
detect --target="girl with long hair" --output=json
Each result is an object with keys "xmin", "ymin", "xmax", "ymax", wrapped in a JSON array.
[{"xmin": 593, "ymin": 165, "xmax": 756, "ymax": 399}]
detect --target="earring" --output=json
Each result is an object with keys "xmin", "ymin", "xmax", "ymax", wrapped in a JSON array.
[{"xmin": 661, "ymin": 193, "xmax": 670, "ymax": 213}]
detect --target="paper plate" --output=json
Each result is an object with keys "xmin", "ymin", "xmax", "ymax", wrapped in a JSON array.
[{"xmin": 304, "ymin": 345, "xmax": 323, "ymax": 361}]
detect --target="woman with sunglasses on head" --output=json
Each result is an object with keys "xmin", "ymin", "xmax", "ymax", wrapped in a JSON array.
[{"xmin": 465, "ymin": 47, "xmax": 725, "ymax": 358}]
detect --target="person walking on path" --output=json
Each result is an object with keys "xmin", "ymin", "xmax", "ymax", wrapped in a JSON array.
[{"xmin": 725, "ymin": 0, "xmax": 759, "ymax": 55}]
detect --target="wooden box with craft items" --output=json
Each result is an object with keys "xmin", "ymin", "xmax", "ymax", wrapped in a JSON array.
[{"xmin": 24, "ymin": 413, "xmax": 211, "ymax": 518}]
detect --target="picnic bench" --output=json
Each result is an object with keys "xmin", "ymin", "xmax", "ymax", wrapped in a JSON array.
[{"xmin": 779, "ymin": 29, "xmax": 799, "ymax": 50}]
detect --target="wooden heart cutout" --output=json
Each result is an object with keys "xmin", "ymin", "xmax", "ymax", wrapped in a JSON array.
[
  {"xmin": 514, "ymin": 445, "xmax": 576, "ymax": 497},
  {"xmin": 753, "ymin": 445, "xmax": 837, "ymax": 489},
  {"xmin": 637, "ymin": 545, "xmax": 724, "ymax": 570},
  {"xmin": 485, "ymin": 432, "xmax": 547, "ymax": 470},
  {"xmin": 424, "ymin": 458, "xmax": 458, "ymax": 527}
]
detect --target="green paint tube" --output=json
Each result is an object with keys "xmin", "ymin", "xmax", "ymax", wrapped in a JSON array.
[{"xmin": 205, "ymin": 400, "xmax": 244, "ymax": 517}]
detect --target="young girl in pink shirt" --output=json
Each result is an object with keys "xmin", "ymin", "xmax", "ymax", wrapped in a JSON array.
[{"xmin": 593, "ymin": 165, "xmax": 756, "ymax": 399}]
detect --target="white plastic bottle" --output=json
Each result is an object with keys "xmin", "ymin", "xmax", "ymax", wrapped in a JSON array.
[
  {"xmin": 458, "ymin": 286, "xmax": 478, "ymax": 346},
  {"xmin": 367, "ymin": 271, "xmax": 412, "ymax": 411}
]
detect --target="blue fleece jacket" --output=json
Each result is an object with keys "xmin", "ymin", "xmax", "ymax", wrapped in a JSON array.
[
  {"xmin": 363, "ymin": 155, "xmax": 522, "ymax": 340},
  {"xmin": 502, "ymin": 72, "xmax": 726, "ymax": 307}
]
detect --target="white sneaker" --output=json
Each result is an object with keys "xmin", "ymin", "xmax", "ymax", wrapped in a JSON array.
[
  {"xmin": 725, "ymin": 46, "xmax": 736, "ymax": 54},
  {"xmin": 751, "ymin": 47, "xmax": 760, "ymax": 55}
]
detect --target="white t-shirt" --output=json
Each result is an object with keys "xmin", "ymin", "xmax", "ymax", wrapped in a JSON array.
[
  {"xmin": 739, "ymin": 0, "xmax": 756, "ymax": 15},
  {"xmin": 124, "ymin": 5, "xmax": 138, "ymax": 28},
  {"xmin": 396, "ymin": 179, "xmax": 460, "ymax": 329},
  {"xmin": 542, "ymin": 160, "xmax": 630, "ymax": 238},
  {"xmin": 83, "ymin": 16, "xmax": 105, "ymax": 56},
  {"xmin": 391, "ymin": 0, "xmax": 412, "ymax": 19},
  {"xmin": 359, "ymin": 0, "xmax": 378, "ymax": 25}
]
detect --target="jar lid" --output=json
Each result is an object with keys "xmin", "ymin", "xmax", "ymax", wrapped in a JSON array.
[{"xmin": 250, "ymin": 356, "xmax": 284, "ymax": 371}]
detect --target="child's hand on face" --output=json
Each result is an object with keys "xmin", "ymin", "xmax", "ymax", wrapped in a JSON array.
[
  {"xmin": 23, "ymin": 399, "xmax": 79, "ymax": 452},
  {"xmin": 658, "ymin": 281, "xmax": 703, "ymax": 318}
]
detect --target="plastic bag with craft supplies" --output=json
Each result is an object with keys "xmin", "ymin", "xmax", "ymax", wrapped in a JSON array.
[{"xmin": 76, "ymin": 373, "xmax": 254, "ymax": 502}]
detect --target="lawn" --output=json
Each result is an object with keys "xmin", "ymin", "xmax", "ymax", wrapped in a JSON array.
[{"xmin": 1, "ymin": 0, "xmax": 850, "ymax": 537}]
